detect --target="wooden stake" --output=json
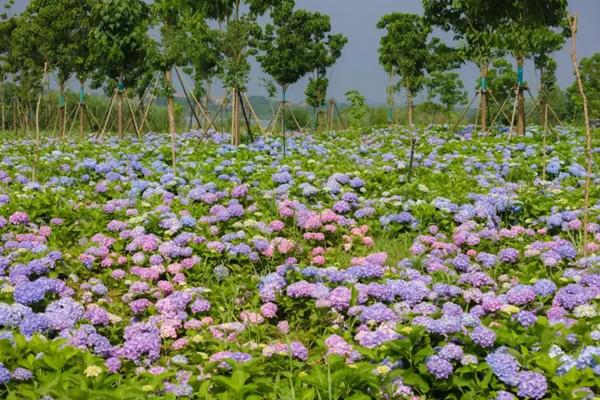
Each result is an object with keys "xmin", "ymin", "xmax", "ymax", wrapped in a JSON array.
[
  {"xmin": 542, "ymin": 103, "xmax": 548, "ymax": 181},
  {"xmin": 231, "ymin": 87, "xmax": 240, "ymax": 146},
  {"xmin": 12, "ymin": 97, "xmax": 16, "ymax": 134},
  {"xmin": 488, "ymin": 91, "xmax": 512, "ymax": 125},
  {"xmin": 266, "ymin": 102, "xmax": 282, "ymax": 134},
  {"xmin": 569, "ymin": 14, "xmax": 593, "ymax": 255},
  {"xmin": 488, "ymin": 95, "xmax": 511, "ymax": 133},
  {"xmin": 242, "ymin": 92, "xmax": 265, "ymax": 135},
  {"xmin": 287, "ymin": 104, "xmax": 304, "ymax": 134},
  {"xmin": 124, "ymin": 92, "xmax": 141, "ymax": 139},
  {"xmin": 98, "ymin": 89, "xmax": 118, "ymax": 140},
  {"xmin": 1, "ymin": 77, "xmax": 5, "ymax": 132},
  {"xmin": 508, "ymin": 86, "xmax": 519, "ymax": 139},
  {"xmin": 451, "ymin": 91, "xmax": 478, "ymax": 134},
  {"xmin": 174, "ymin": 67, "xmax": 217, "ymax": 132},
  {"xmin": 334, "ymin": 101, "xmax": 346, "ymax": 130},
  {"xmin": 238, "ymin": 90, "xmax": 253, "ymax": 143}
]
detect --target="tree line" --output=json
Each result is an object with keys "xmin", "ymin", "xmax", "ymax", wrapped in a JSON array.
[{"xmin": 0, "ymin": 0, "xmax": 596, "ymax": 144}]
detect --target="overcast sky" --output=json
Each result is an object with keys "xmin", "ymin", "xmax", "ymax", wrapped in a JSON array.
[{"xmin": 3, "ymin": 0, "xmax": 600, "ymax": 104}]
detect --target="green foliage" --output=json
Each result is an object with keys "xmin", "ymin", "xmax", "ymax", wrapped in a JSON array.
[
  {"xmin": 567, "ymin": 52, "xmax": 600, "ymax": 120},
  {"xmin": 426, "ymin": 71, "xmax": 467, "ymax": 112},
  {"xmin": 305, "ymin": 76, "xmax": 329, "ymax": 109},
  {"xmin": 344, "ymin": 89, "xmax": 368, "ymax": 130},
  {"xmin": 184, "ymin": 15, "xmax": 220, "ymax": 99},
  {"xmin": 260, "ymin": 77, "xmax": 277, "ymax": 100},
  {"xmin": 258, "ymin": 0, "xmax": 343, "ymax": 94},
  {"xmin": 219, "ymin": 15, "xmax": 260, "ymax": 91},
  {"xmin": 377, "ymin": 13, "xmax": 431, "ymax": 98},
  {"xmin": 89, "ymin": 0, "xmax": 151, "ymax": 89},
  {"xmin": 200, "ymin": 1, "xmax": 280, "ymax": 93},
  {"xmin": 0, "ymin": 334, "xmax": 158, "ymax": 399},
  {"xmin": 477, "ymin": 59, "xmax": 516, "ymax": 123},
  {"xmin": 497, "ymin": 1, "xmax": 568, "ymax": 61},
  {"xmin": 423, "ymin": 0, "xmax": 505, "ymax": 69}
]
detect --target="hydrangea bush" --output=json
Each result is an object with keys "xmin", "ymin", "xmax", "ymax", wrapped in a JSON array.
[{"xmin": 0, "ymin": 126, "xmax": 599, "ymax": 399}]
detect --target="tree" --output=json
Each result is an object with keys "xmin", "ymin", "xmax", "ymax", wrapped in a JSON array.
[
  {"xmin": 201, "ymin": 0, "xmax": 281, "ymax": 145},
  {"xmin": 260, "ymin": 77, "xmax": 277, "ymax": 122},
  {"xmin": 424, "ymin": 0, "xmax": 507, "ymax": 132},
  {"xmin": 344, "ymin": 89, "xmax": 367, "ymax": 130},
  {"xmin": 258, "ymin": 0, "xmax": 344, "ymax": 151},
  {"xmin": 304, "ymin": 31, "xmax": 347, "ymax": 130},
  {"xmin": 90, "ymin": 0, "xmax": 150, "ymax": 138},
  {"xmin": 481, "ymin": 59, "xmax": 517, "ymax": 125},
  {"xmin": 497, "ymin": 0, "xmax": 568, "ymax": 134},
  {"xmin": 0, "ymin": 13, "xmax": 16, "ymax": 132},
  {"xmin": 566, "ymin": 53, "xmax": 600, "ymax": 120},
  {"xmin": 13, "ymin": 0, "xmax": 96, "ymax": 138},
  {"xmin": 530, "ymin": 27, "xmax": 566, "ymax": 125},
  {"xmin": 377, "ymin": 13, "xmax": 431, "ymax": 128},
  {"xmin": 305, "ymin": 76, "xmax": 328, "ymax": 129},
  {"xmin": 184, "ymin": 22, "xmax": 220, "ymax": 130},
  {"xmin": 426, "ymin": 71, "xmax": 467, "ymax": 115}
]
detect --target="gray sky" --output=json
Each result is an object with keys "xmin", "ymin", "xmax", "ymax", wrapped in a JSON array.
[
  {"xmin": 3, "ymin": 0, "xmax": 600, "ymax": 104},
  {"xmin": 276, "ymin": 0, "xmax": 600, "ymax": 103}
]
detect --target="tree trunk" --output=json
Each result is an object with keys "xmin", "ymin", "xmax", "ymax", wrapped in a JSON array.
[
  {"xmin": 1, "ymin": 77, "xmax": 4, "ymax": 132},
  {"xmin": 117, "ymin": 79, "xmax": 124, "ymax": 138},
  {"xmin": 407, "ymin": 92, "xmax": 414, "ymax": 128},
  {"xmin": 538, "ymin": 67, "xmax": 547, "ymax": 127},
  {"xmin": 12, "ymin": 98, "xmax": 16, "ymax": 133},
  {"xmin": 569, "ymin": 15, "xmax": 593, "ymax": 254},
  {"xmin": 281, "ymin": 86, "xmax": 287, "ymax": 156},
  {"xmin": 79, "ymin": 80, "xmax": 85, "ymax": 139},
  {"xmin": 479, "ymin": 64, "xmax": 488, "ymax": 132},
  {"xmin": 138, "ymin": 96, "xmax": 145, "ymax": 132},
  {"xmin": 516, "ymin": 55, "xmax": 526, "ymax": 135},
  {"xmin": 231, "ymin": 87, "xmax": 240, "ymax": 146},
  {"xmin": 59, "ymin": 81, "xmax": 66, "ymax": 139},
  {"xmin": 165, "ymin": 70, "xmax": 177, "ymax": 136}
]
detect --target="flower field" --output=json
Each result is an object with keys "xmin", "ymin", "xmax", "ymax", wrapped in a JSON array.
[{"xmin": 0, "ymin": 126, "xmax": 599, "ymax": 399}]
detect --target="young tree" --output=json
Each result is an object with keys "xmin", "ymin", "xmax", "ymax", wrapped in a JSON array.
[
  {"xmin": 482, "ymin": 59, "xmax": 517, "ymax": 125},
  {"xmin": 260, "ymin": 77, "xmax": 278, "ymax": 122},
  {"xmin": 530, "ymin": 27, "xmax": 566, "ymax": 125},
  {"xmin": 305, "ymin": 31, "xmax": 347, "ymax": 130},
  {"xmin": 90, "ymin": 0, "xmax": 150, "ymax": 138},
  {"xmin": 424, "ymin": 0, "xmax": 506, "ymax": 132},
  {"xmin": 566, "ymin": 53, "xmax": 600, "ymax": 120},
  {"xmin": 14, "ymin": 0, "xmax": 96, "ymax": 138},
  {"xmin": 426, "ymin": 71, "xmax": 467, "ymax": 116},
  {"xmin": 497, "ymin": 0, "xmax": 568, "ymax": 134},
  {"xmin": 184, "ymin": 21, "xmax": 220, "ymax": 130},
  {"xmin": 0, "ymin": 14, "xmax": 16, "ymax": 132},
  {"xmin": 202, "ymin": 0, "xmax": 281, "ymax": 145},
  {"xmin": 305, "ymin": 76, "xmax": 328, "ymax": 129},
  {"xmin": 377, "ymin": 13, "xmax": 431, "ymax": 127},
  {"xmin": 258, "ymin": 0, "xmax": 344, "ymax": 150},
  {"xmin": 152, "ymin": 0, "xmax": 202, "ymax": 143},
  {"xmin": 344, "ymin": 89, "xmax": 368, "ymax": 130}
]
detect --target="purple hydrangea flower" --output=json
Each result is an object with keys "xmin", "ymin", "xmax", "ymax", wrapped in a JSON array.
[
  {"xmin": 517, "ymin": 371, "xmax": 547, "ymax": 399},
  {"xmin": 426, "ymin": 355, "xmax": 453, "ymax": 379},
  {"xmin": 499, "ymin": 248, "xmax": 519, "ymax": 263},
  {"xmin": 470, "ymin": 325, "xmax": 496, "ymax": 348},
  {"xmin": 439, "ymin": 343, "xmax": 464, "ymax": 361},
  {"xmin": 11, "ymin": 367, "xmax": 33, "ymax": 381},
  {"xmin": 486, "ymin": 348, "xmax": 520, "ymax": 385},
  {"xmin": 496, "ymin": 391, "xmax": 516, "ymax": 400},
  {"xmin": 0, "ymin": 363, "xmax": 10, "ymax": 384},
  {"xmin": 533, "ymin": 279, "xmax": 557, "ymax": 296},
  {"xmin": 515, "ymin": 311, "xmax": 537, "ymax": 327}
]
